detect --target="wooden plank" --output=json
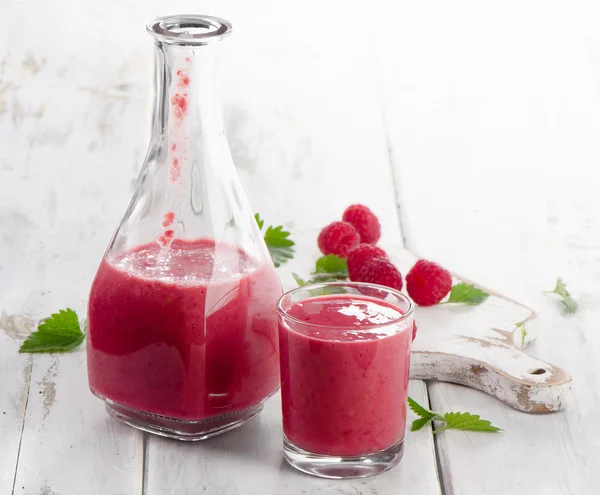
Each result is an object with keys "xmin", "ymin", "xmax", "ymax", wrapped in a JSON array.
[
  {"xmin": 376, "ymin": 1, "xmax": 600, "ymax": 493},
  {"xmin": 0, "ymin": 2, "xmax": 149, "ymax": 492},
  {"xmin": 12, "ymin": 352, "xmax": 145, "ymax": 495},
  {"xmin": 145, "ymin": 2, "xmax": 440, "ymax": 493},
  {"xmin": 143, "ymin": 233, "xmax": 441, "ymax": 493},
  {"xmin": 146, "ymin": 382, "xmax": 439, "ymax": 495},
  {"xmin": 0, "ymin": 325, "xmax": 32, "ymax": 494},
  {"xmin": 0, "ymin": 1, "xmax": 439, "ymax": 494}
]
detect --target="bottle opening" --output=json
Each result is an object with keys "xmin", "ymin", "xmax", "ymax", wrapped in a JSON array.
[{"xmin": 147, "ymin": 15, "xmax": 232, "ymax": 45}]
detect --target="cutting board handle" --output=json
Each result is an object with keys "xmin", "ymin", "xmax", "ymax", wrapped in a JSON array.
[{"xmin": 411, "ymin": 345, "xmax": 571, "ymax": 413}]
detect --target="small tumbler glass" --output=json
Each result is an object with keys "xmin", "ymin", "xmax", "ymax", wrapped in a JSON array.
[{"xmin": 277, "ymin": 282, "xmax": 414, "ymax": 479}]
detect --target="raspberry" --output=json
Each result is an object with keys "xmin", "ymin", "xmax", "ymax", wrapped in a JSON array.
[
  {"xmin": 406, "ymin": 259, "xmax": 452, "ymax": 306},
  {"xmin": 412, "ymin": 321, "xmax": 417, "ymax": 341},
  {"xmin": 342, "ymin": 204, "xmax": 381, "ymax": 244},
  {"xmin": 354, "ymin": 258, "xmax": 403, "ymax": 291},
  {"xmin": 347, "ymin": 244, "xmax": 388, "ymax": 281},
  {"xmin": 317, "ymin": 221, "xmax": 360, "ymax": 257}
]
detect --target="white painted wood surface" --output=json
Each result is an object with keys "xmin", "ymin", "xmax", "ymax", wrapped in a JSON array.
[
  {"xmin": 376, "ymin": 1, "xmax": 600, "ymax": 493},
  {"xmin": 145, "ymin": 383, "xmax": 439, "ymax": 495},
  {"xmin": 0, "ymin": 1, "xmax": 440, "ymax": 494},
  {"xmin": 0, "ymin": 0, "xmax": 597, "ymax": 494}
]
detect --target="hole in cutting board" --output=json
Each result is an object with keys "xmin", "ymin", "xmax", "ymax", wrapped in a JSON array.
[{"xmin": 529, "ymin": 368, "xmax": 547, "ymax": 375}]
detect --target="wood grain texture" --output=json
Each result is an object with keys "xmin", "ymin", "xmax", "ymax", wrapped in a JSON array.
[
  {"xmin": 143, "ymin": 3, "xmax": 441, "ymax": 490},
  {"xmin": 12, "ymin": 351, "xmax": 145, "ymax": 495},
  {"xmin": 0, "ymin": 329, "xmax": 31, "ymax": 495},
  {"xmin": 376, "ymin": 0, "xmax": 600, "ymax": 493},
  {"xmin": 0, "ymin": 0, "xmax": 441, "ymax": 494},
  {"xmin": 2, "ymin": 0, "xmax": 599, "ymax": 493},
  {"xmin": 0, "ymin": 2, "xmax": 149, "ymax": 492},
  {"xmin": 146, "ymin": 382, "xmax": 441, "ymax": 495}
]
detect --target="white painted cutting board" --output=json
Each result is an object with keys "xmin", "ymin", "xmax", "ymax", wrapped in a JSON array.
[{"xmin": 282, "ymin": 232, "xmax": 571, "ymax": 414}]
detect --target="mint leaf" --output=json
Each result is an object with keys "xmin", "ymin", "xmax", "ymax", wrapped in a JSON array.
[
  {"xmin": 19, "ymin": 308, "xmax": 85, "ymax": 353},
  {"xmin": 255, "ymin": 214, "xmax": 295, "ymax": 267},
  {"xmin": 254, "ymin": 213, "xmax": 264, "ymax": 230},
  {"xmin": 264, "ymin": 225, "xmax": 295, "ymax": 267},
  {"xmin": 444, "ymin": 283, "xmax": 489, "ymax": 305},
  {"xmin": 408, "ymin": 396, "xmax": 438, "ymax": 419},
  {"xmin": 292, "ymin": 272, "xmax": 307, "ymax": 286},
  {"xmin": 408, "ymin": 396, "xmax": 442, "ymax": 431},
  {"xmin": 411, "ymin": 416, "xmax": 437, "ymax": 432},
  {"xmin": 292, "ymin": 255, "xmax": 348, "ymax": 287},
  {"xmin": 545, "ymin": 277, "xmax": 578, "ymax": 313},
  {"xmin": 314, "ymin": 255, "xmax": 348, "ymax": 277},
  {"xmin": 515, "ymin": 320, "xmax": 527, "ymax": 347},
  {"xmin": 407, "ymin": 397, "xmax": 501, "ymax": 434},
  {"xmin": 435, "ymin": 411, "xmax": 502, "ymax": 434},
  {"xmin": 294, "ymin": 273, "xmax": 347, "ymax": 286},
  {"xmin": 292, "ymin": 272, "xmax": 346, "ymax": 296}
]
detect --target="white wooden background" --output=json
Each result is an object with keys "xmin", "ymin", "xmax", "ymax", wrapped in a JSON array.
[{"xmin": 1, "ymin": 0, "xmax": 599, "ymax": 493}]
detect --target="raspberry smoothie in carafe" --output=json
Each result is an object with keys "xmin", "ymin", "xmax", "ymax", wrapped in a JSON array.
[
  {"xmin": 87, "ymin": 15, "xmax": 282, "ymax": 440},
  {"xmin": 88, "ymin": 239, "xmax": 281, "ymax": 421}
]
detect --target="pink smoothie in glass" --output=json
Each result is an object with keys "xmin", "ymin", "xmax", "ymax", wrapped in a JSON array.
[
  {"xmin": 279, "ymin": 294, "xmax": 411, "ymax": 456},
  {"xmin": 87, "ymin": 238, "xmax": 281, "ymax": 420}
]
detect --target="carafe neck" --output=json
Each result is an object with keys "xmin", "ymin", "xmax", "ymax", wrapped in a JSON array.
[
  {"xmin": 152, "ymin": 42, "xmax": 223, "ymax": 137},
  {"xmin": 147, "ymin": 15, "xmax": 232, "ymax": 140}
]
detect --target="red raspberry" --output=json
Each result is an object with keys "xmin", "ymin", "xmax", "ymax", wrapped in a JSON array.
[
  {"xmin": 342, "ymin": 204, "xmax": 381, "ymax": 244},
  {"xmin": 354, "ymin": 258, "xmax": 403, "ymax": 291},
  {"xmin": 317, "ymin": 221, "xmax": 360, "ymax": 257},
  {"xmin": 412, "ymin": 321, "xmax": 417, "ymax": 341},
  {"xmin": 347, "ymin": 244, "xmax": 388, "ymax": 281},
  {"xmin": 406, "ymin": 259, "xmax": 452, "ymax": 306}
]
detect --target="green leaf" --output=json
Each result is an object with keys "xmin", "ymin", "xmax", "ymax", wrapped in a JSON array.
[
  {"xmin": 19, "ymin": 308, "xmax": 85, "ymax": 353},
  {"xmin": 408, "ymin": 396, "xmax": 438, "ymax": 419},
  {"xmin": 255, "ymin": 213, "xmax": 295, "ymax": 268},
  {"xmin": 411, "ymin": 416, "xmax": 436, "ymax": 432},
  {"xmin": 407, "ymin": 396, "xmax": 443, "ymax": 431},
  {"xmin": 293, "ymin": 272, "xmax": 347, "ymax": 287},
  {"xmin": 445, "ymin": 283, "xmax": 490, "ymax": 305},
  {"xmin": 435, "ymin": 411, "xmax": 502, "ymax": 433},
  {"xmin": 407, "ymin": 396, "xmax": 502, "ymax": 434},
  {"xmin": 515, "ymin": 320, "xmax": 527, "ymax": 347},
  {"xmin": 254, "ymin": 213, "xmax": 264, "ymax": 230},
  {"xmin": 314, "ymin": 255, "xmax": 348, "ymax": 277},
  {"xmin": 264, "ymin": 225, "xmax": 295, "ymax": 267},
  {"xmin": 292, "ymin": 272, "xmax": 307, "ymax": 286},
  {"xmin": 545, "ymin": 277, "xmax": 578, "ymax": 313},
  {"xmin": 292, "ymin": 272, "xmax": 346, "ymax": 295}
]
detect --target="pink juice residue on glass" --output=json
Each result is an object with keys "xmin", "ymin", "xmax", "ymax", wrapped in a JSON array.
[
  {"xmin": 87, "ymin": 238, "xmax": 281, "ymax": 420},
  {"xmin": 279, "ymin": 294, "xmax": 411, "ymax": 456}
]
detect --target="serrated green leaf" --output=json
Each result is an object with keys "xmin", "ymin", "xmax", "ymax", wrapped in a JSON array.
[
  {"xmin": 407, "ymin": 396, "xmax": 438, "ymax": 419},
  {"xmin": 293, "ymin": 272, "xmax": 347, "ymax": 287},
  {"xmin": 411, "ymin": 416, "xmax": 436, "ymax": 432},
  {"xmin": 255, "ymin": 214, "xmax": 295, "ymax": 267},
  {"xmin": 292, "ymin": 273, "xmax": 307, "ymax": 286},
  {"xmin": 313, "ymin": 255, "xmax": 348, "ymax": 277},
  {"xmin": 407, "ymin": 396, "xmax": 502, "ymax": 435},
  {"xmin": 553, "ymin": 278, "xmax": 568, "ymax": 297},
  {"xmin": 445, "ymin": 283, "xmax": 489, "ymax": 305},
  {"xmin": 435, "ymin": 411, "xmax": 502, "ymax": 433},
  {"xmin": 515, "ymin": 320, "xmax": 527, "ymax": 347},
  {"xmin": 292, "ymin": 272, "xmax": 346, "ymax": 295},
  {"xmin": 545, "ymin": 277, "xmax": 578, "ymax": 313},
  {"xmin": 254, "ymin": 213, "xmax": 264, "ymax": 230},
  {"xmin": 408, "ymin": 396, "xmax": 443, "ymax": 431},
  {"xmin": 19, "ymin": 308, "xmax": 85, "ymax": 353}
]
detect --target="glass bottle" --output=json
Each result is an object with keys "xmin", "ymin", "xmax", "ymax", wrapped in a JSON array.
[{"xmin": 87, "ymin": 15, "xmax": 282, "ymax": 441}]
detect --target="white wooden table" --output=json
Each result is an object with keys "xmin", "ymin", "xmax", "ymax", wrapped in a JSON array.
[{"xmin": 1, "ymin": 1, "xmax": 598, "ymax": 493}]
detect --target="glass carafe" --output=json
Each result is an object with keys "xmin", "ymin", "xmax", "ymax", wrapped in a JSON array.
[{"xmin": 87, "ymin": 15, "xmax": 282, "ymax": 440}]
